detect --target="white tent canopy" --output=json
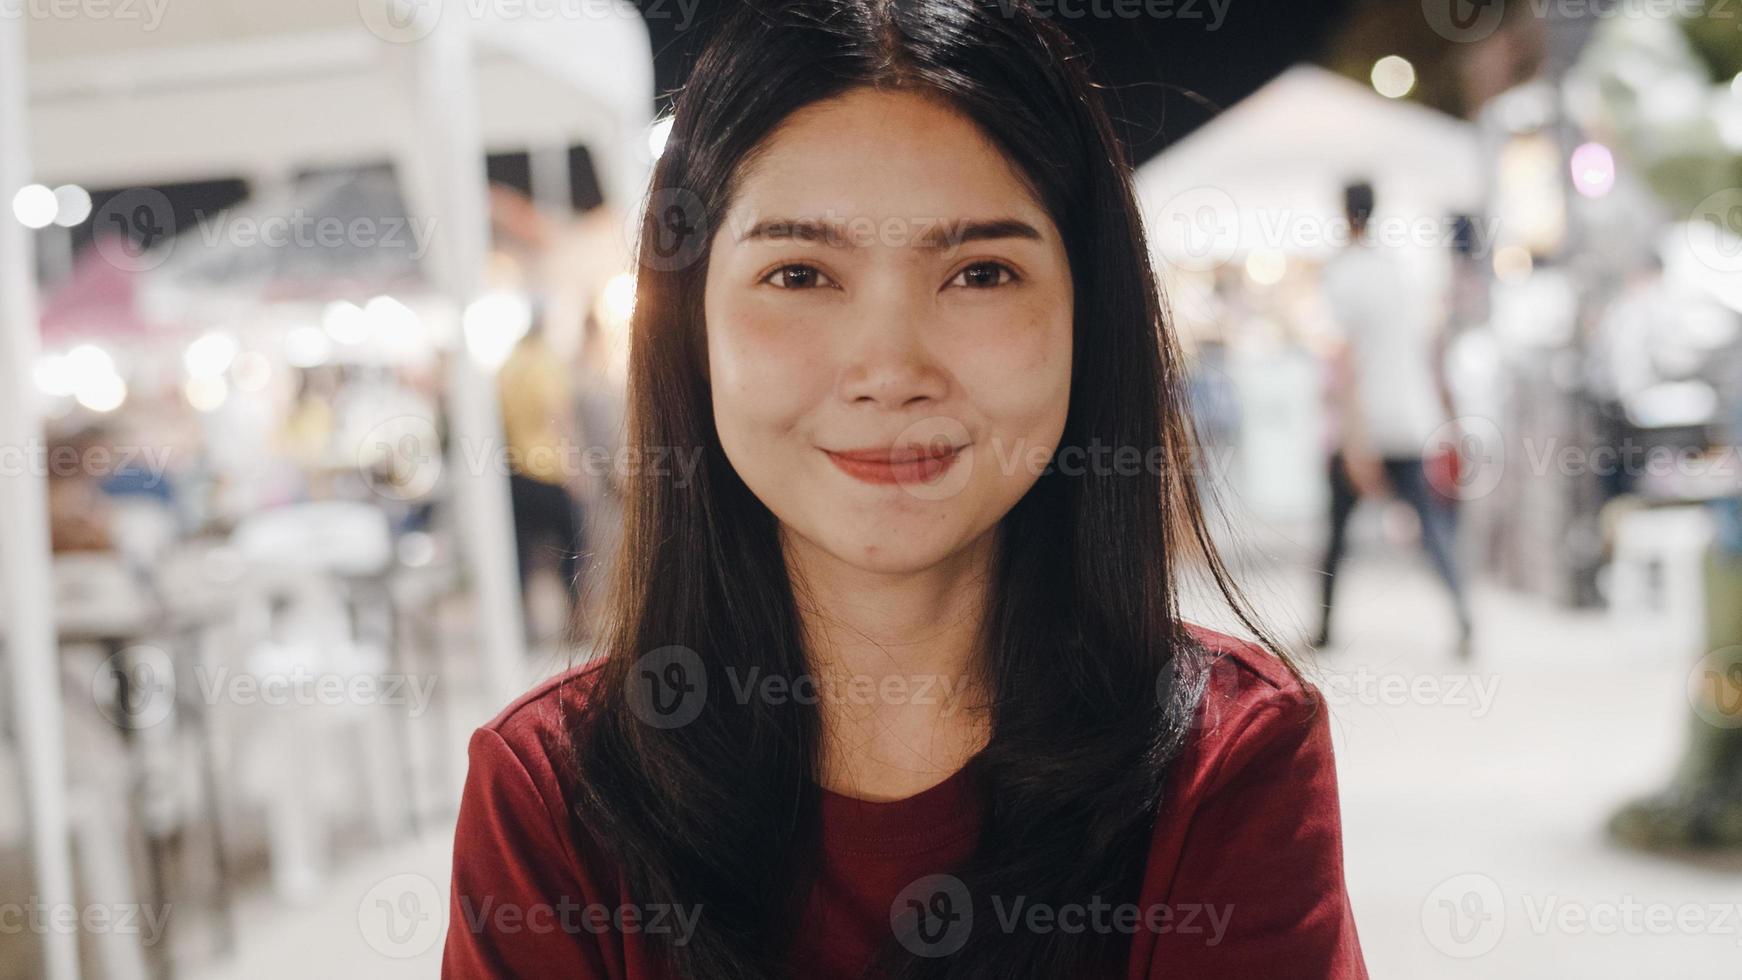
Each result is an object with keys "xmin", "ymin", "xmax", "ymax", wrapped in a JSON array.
[
  {"xmin": 27, "ymin": 4, "xmax": 655, "ymax": 200},
  {"xmin": 1136, "ymin": 64, "xmax": 1485, "ymax": 267},
  {"xmin": 4, "ymin": 7, "xmax": 658, "ymax": 978}
]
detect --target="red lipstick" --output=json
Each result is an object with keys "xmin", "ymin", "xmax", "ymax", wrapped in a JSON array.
[{"xmin": 823, "ymin": 443, "xmax": 965, "ymax": 486}]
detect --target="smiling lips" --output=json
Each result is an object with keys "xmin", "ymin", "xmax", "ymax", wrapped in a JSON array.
[{"xmin": 824, "ymin": 443, "xmax": 966, "ymax": 485}]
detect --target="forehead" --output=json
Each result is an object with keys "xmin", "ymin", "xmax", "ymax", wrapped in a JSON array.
[{"xmin": 726, "ymin": 87, "xmax": 1051, "ymax": 232}]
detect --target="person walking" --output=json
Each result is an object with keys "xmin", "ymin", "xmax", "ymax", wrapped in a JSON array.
[
  {"xmin": 1313, "ymin": 180, "xmax": 1473, "ymax": 658},
  {"xmin": 497, "ymin": 311, "xmax": 586, "ymax": 634}
]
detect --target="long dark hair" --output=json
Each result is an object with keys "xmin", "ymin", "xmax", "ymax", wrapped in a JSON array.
[{"xmin": 562, "ymin": 1, "xmax": 1290, "ymax": 977}]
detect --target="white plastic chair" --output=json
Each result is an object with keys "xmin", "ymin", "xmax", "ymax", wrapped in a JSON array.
[{"xmin": 226, "ymin": 502, "xmax": 404, "ymax": 903}]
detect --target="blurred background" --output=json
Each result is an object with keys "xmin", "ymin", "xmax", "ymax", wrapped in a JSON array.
[{"xmin": 1, "ymin": 0, "xmax": 1740, "ymax": 977}]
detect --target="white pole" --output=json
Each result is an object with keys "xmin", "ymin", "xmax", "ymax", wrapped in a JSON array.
[
  {"xmin": 407, "ymin": 6, "xmax": 528, "ymax": 714},
  {"xmin": 0, "ymin": 14, "xmax": 82, "ymax": 980},
  {"xmin": 529, "ymin": 140, "xmax": 572, "ymax": 220}
]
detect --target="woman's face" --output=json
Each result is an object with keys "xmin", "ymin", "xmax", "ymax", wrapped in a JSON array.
[{"xmin": 703, "ymin": 86, "xmax": 1074, "ymax": 575}]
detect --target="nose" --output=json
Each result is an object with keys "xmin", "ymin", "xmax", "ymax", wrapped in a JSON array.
[{"xmin": 834, "ymin": 291, "xmax": 949, "ymax": 410}]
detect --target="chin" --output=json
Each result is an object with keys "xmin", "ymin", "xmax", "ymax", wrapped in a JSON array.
[
  {"xmin": 833, "ymin": 537, "xmax": 960, "ymax": 576},
  {"xmin": 796, "ymin": 506, "xmax": 991, "ymax": 577}
]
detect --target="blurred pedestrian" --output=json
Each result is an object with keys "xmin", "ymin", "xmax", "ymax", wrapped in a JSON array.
[
  {"xmin": 45, "ymin": 424, "xmax": 114, "ymax": 554},
  {"xmin": 1313, "ymin": 179, "xmax": 1472, "ymax": 657},
  {"xmin": 497, "ymin": 309, "xmax": 586, "ymax": 631}
]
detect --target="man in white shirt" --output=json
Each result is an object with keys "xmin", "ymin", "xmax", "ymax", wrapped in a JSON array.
[{"xmin": 1313, "ymin": 180, "xmax": 1472, "ymax": 658}]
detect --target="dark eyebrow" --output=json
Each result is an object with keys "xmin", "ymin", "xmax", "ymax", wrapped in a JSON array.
[
  {"xmin": 924, "ymin": 218, "xmax": 1043, "ymax": 250},
  {"xmin": 736, "ymin": 216, "xmax": 1044, "ymax": 250}
]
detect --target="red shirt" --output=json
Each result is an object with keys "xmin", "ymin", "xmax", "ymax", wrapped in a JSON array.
[{"xmin": 443, "ymin": 627, "xmax": 1368, "ymax": 978}]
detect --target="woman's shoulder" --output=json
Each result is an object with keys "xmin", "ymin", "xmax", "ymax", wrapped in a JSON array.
[
  {"xmin": 448, "ymin": 663, "xmax": 640, "ymax": 975},
  {"xmin": 473, "ymin": 657, "xmax": 609, "ymax": 790},
  {"xmin": 1174, "ymin": 623, "xmax": 1333, "ymax": 801},
  {"xmin": 1131, "ymin": 626, "xmax": 1364, "ymax": 974},
  {"xmin": 451, "ymin": 661, "xmax": 616, "ymax": 893}
]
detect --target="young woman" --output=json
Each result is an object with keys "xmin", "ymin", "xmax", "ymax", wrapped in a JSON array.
[{"xmin": 444, "ymin": 1, "xmax": 1368, "ymax": 977}]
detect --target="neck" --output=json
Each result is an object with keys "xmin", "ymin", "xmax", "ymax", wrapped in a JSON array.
[{"xmin": 782, "ymin": 527, "xmax": 996, "ymax": 801}]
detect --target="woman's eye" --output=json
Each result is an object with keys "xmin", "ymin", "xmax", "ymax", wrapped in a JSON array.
[
  {"xmin": 761, "ymin": 264, "xmax": 836, "ymax": 290},
  {"xmin": 949, "ymin": 261, "xmax": 1019, "ymax": 290}
]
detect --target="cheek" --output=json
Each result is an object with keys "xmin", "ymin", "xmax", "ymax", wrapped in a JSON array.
[
  {"xmin": 951, "ymin": 303, "xmax": 1072, "ymax": 446},
  {"xmin": 706, "ymin": 296, "xmax": 828, "ymax": 442}
]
